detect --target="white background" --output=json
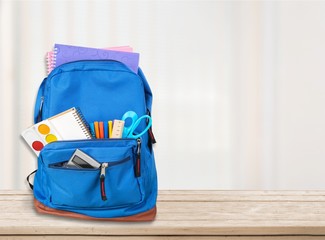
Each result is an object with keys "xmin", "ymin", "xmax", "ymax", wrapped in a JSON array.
[{"xmin": 1, "ymin": 0, "xmax": 324, "ymax": 190}]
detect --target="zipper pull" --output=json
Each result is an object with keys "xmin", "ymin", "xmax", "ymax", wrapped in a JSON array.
[
  {"xmin": 100, "ymin": 163, "xmax": 108, "ymax": 201},
  {"xmin": 135, "ymin": 139, "xmax": 141, "ymax": 177},
  {"xmin": 148, "ymin": 126, "xmax": 156, "ymax": 144}
]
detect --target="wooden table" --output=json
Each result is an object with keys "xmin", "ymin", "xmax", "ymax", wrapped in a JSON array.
[{"xmin": 1, "ymin": 190, "xmax": 325, "ymax": 239}]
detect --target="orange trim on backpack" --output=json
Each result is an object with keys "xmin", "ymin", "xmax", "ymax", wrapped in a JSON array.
[{"xmin": 34, "ymin": 198, "xmax": 156, "ymax": 222}]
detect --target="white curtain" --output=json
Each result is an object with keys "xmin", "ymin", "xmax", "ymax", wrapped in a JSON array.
[{"xmin": 1, "ymin": 0, "xmax": 325, "ymax": 190}]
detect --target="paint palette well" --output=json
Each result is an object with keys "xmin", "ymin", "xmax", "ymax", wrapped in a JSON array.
[{"xmin": 21, "ymin": 120, "xmax": 62, "ymax": 156}]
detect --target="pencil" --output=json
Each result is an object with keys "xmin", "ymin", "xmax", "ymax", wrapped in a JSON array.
[
  {"xmin": 99, "ymin": 121, "xmax": 104, "ymax": 139},
  {"xmin": 94, "ymin": 121, "xmax": 99, "ymax": 139},
  {"xmin": 108, "ymin": 120, "xmax": 113, "ymax": 138}
]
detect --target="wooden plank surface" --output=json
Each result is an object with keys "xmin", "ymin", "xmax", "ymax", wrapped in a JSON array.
[
  {"xmin": 1, "ymin": 237, "xmax": 325, "ymax": 240},
  {"xmin": 1, "ymin": 190, "xmax": 325, "ymax": 238}
]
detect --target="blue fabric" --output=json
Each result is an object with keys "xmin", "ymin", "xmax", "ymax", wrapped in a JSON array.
[{"xmin": 33, "ymin": 60, "xmax": 157, "ymax": 219}]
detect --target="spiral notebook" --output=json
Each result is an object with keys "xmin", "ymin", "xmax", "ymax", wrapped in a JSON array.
[
  {"xmin": 21, "ymin": 107, "xmax": 92, "ymax": 156},
  {"xmin": 46, "ymin": 44, "xmax": 139, "ymax": 74},
  {"xmin": 46, "ymin": 45, "xmax": 133, "ymax": 75}
]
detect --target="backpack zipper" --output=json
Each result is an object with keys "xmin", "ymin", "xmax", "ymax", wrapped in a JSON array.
[
  {"xmin": 100, "ymin": 163, "xmax": 108, "ymax": 201},
  {"xmin": 99, "ymin": 156, "xmax": 131, "ymax": 201},
  {"xmin": 135, "ymin": 138, "xmax": 141, "ymax": 177}
]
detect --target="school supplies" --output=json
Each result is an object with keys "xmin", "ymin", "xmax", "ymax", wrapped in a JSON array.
[
  {"xmin": 98, "ymin": 121, "xmax": 104, "ymax": 139},
  {"xmin": 66, "ymin": 149, "xmax": 100, "ymax": 169},
  {"xmin": 90, "ymin": 119, "xmax": 126, "ymax": 139},
  {"xmin": 108, "ymin": 120, "xmax": 113, "ymax": 138},
  {"xmin": 94, "ymin": 121, "xmax": 99, "ymax": 139},
  {"xmin": 21, "ymin": 107, "xmax": 92, "ymax": 156},
  {"xmin": 111, "ymin": 120, "xmax": 125, "ymax": 138},
  {"xmin": 122, "ymin": 111, "xmax": 152, "ymax": 139},
  {"xmin": 49, "ymin": 44, "xmax": 139, "ymax": 74},
  {"xmin": 46, "ymin": 46, "xmax": 133, "ymax": 74},
  {"xmin": 89, "ymin": 122, "xmax": 95, "ymax": 138},
  {"xmin": 103, "ymin": 122, "xmax": 108, "ymax": 139}
]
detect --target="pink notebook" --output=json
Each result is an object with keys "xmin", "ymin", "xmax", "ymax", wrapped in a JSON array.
[{"xmin": 46, "ymin": 45, "xmax": 135, "ymax": 75}]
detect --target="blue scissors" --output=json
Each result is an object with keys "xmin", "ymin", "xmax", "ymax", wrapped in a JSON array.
[{"xmin": 121, "ymin": 111, "xmax": 152, "ymax": 139}]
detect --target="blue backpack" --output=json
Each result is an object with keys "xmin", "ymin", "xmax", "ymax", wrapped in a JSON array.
[{"xmin": 29, "ymin": 60, "xmax": 158, "ymax": 221}]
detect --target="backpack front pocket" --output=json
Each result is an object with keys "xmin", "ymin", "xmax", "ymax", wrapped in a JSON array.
[{"xmin": 40, "ymin": 139, "xmax": 143, "ymax": 209}]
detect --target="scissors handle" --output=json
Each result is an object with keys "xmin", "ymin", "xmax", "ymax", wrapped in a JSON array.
[
  {"xmin": 122, "ymin": 111, "xmax": 138, "ymax": 138},
  {"xmin": 129, "ymin": 115, "xmax": 152, "ymax": 139},
  {"xmin": 122, "ymin": 111, "xmax": 152, "ymax": 139}
]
